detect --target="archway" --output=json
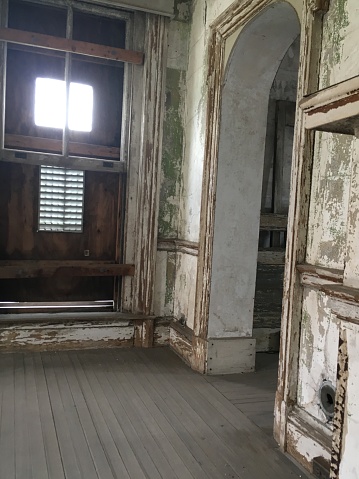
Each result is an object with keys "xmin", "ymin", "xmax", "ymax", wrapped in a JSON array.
[{"xmin": 206, "ymin": 2, "xmax": 300, "ymax": 374}]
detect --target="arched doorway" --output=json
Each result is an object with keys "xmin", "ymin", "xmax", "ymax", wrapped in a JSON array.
[{"xmin": 202, "ymin": 2, "xmax": 301, "ymax": 374}]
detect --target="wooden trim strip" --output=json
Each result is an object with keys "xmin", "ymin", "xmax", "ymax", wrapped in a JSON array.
[
  {"xmin": 5, "ymin": 134, "xmax": 121, "ymax": 160},
  {"xmin": 319, "ymin": 283, "xmax": 359, "ymax": 305},
  {"xmin": 297, "ymin": 263, "xmax": 344, "ymax": 284},
  {"xmin": 299, "ymin": 75, "xmax": 359, "ymax": 136},
  {"xmin": 0, "ymin": 148, "xmax": 126, "ymax": 173},
  {"xmin": 0, "ymin": 260, "xmax": 135, "ymax": 279},
  {"xmin": 260, "ymin": 213, "xmax": 287, "ymax": 230},
  {"xmin": 157, "ymin": 238, "xmax": 199, "ymax": 256},
  {"xmin": 0, "ymin": 27, "xmax": 144, "ymax": 65}
]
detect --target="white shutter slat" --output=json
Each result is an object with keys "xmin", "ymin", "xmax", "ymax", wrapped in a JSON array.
[{"xmin": 39, "ymin": 166, "xmax": 84, "ymax": 232}]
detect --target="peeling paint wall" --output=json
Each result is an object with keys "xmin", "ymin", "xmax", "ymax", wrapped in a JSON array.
[
  {"xmin": 154, "ymin": 0, "xmax": 196, "ymax": 325},
  {"xmin": 297, "ymin": 289, "xmax": 339, "ymax": 424},
  {"xmin": 306, "ymin": 132, "xmax": 353, "ymax": 269},
  {"xmin": 292, "ymin": 0, "xmax": 359, "ymax": 475}
]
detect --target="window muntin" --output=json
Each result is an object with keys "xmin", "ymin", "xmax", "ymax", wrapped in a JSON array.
[{"xmin": 38, "ymin": 166, "xmax": 84, "ymax": 232}]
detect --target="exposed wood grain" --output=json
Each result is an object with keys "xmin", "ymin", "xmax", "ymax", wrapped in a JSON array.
[
  {"xmin": 0, "ymin": 27, "xmax": 144, "ymax": 64},
  {"xmin": 5, "ymin": 134, "xmax": 121, "ymax": 160},
  {"xmin": 300, "ymin": 75, "xmax": 359, "ymax": 135},
  {"xmin": 0, "ymin": 348, "xmax": 310, "ymax": 478},
  {"xmin": 260, "ymin": 214, "xmax": 288, "ymax": 230},
  {"xmin": 257, "ymin": 250, "xmax": 285, "ymax": 264},
  {"xmin": 157, "ymin": 238, "xmax": 199, "ymax": 256},
  {"xmin": 0, "ymin": 260, "xmax": 134, "ymax": 278},
  {"xmin": 275, "ymin": 2, "xmax": 327, "ymax": 451},
  {"xmin": 0, "ymin": 149, "xmax": 125, "ymax": 173},
  {"xmin": 132, "ymin": 15, "xmax": 168, "ymax": 315}
]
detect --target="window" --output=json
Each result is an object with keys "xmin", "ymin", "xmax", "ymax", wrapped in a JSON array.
[
  {"xmin": 5, "ymin": 0, "xmax": 126, "ymax": 160},
  {"xmin": 38, "ymin": 166, "xmax": 84, "ymax": 232},
  {"xmin": 34, "ymin": 78, "xmax": 94, "ymax": 132}
]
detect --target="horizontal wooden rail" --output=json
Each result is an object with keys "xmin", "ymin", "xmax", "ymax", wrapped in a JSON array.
[
  {"xmin": 260, "ymin": 214, "xmax": 288, "ymax": 231},
  {"xmin": 0, "ymin": 27, "xmax": 144, "ymax": 65},
  {"xmin": 300, "ymin": 75, "xmax": 359, "ymax": 136},
  {"xmin": 5, "ymin": 134, "xmax": 121, "ymax": 160},
  {"xmin": 0, "ymin": 261, "xmax": 135, "ymax": 279},
  {"xmin": 0, "ymin": 149, "xmax": 126, "ymax": 174}
]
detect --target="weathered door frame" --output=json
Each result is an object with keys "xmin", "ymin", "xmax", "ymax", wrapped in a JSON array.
[{"xmin": 193, "ymin": 0, "xmax": 329, "ymax": 451}]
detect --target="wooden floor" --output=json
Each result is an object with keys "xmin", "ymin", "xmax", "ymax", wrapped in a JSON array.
[
  {"xmin": 0, "ymin": 347, "xmax": 309, "ymax": 479},
  {"xmin": 206, "ymin": 352, "xmax": 280, "ymax": 437}
]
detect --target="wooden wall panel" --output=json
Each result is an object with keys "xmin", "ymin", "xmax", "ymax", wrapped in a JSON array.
[{"xmin": 0, "ymin": 162, "xmax": 121, "ymax": 302}]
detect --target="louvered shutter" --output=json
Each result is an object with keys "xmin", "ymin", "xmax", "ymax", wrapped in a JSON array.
[{"xmin": 39, "ymin": 166, "xmax": 84, "ymax": 232}]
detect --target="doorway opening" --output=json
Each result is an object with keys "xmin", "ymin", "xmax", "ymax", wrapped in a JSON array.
[
  {"xmin": 206, "ymin": 2, "xmax": 300, "ymax": 374},
  {"xmin": 253, "ymin": 35, "xmax": 300, "ymax": 353}
]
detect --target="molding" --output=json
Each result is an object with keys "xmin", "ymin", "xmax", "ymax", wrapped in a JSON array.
[
  {"xmin": 130, "ymin": 14, "xmax": 169, "ymax": 315},
  {"xmin": 157, "ymin": 238, "xmax": 199, "ymax": 256},
  {"xmin": 300, "ymin": 75, "xmax": 359, "ymax": 136},
  {"xmin": 274, "ymin": 2, "xmax": 328, "ymax": 451},
  {"xmin": 298, "ymin": 263, "xmax": 344, "ymax": 289},
  {"xmin": 286, "ymin": 407, "xmax": 332, "ymax": 471}
]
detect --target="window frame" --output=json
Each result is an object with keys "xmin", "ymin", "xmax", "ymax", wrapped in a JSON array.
[{"xmin": 0, "ymin": 0, "xmax": 136, "ymax": 174}]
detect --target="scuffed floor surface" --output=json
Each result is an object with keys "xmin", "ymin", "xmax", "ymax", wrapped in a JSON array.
[{"xmin": 0, "ymin": 347, "xmax": 308, "ymax": 478}]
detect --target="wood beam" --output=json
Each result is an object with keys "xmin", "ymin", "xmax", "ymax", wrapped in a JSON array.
[
  {"xmin": 0, "ymin": 260, "xmax": 135, "ymax": 279},
  {"xmin": 5, "ymin": 134, "xmax": 121, "ymax": 160},
  {"xmin": 0, "ymin": 148, "xmax": 126, "ymax": 174},
  {"xmin": 260, "ymin": 214, "xmax": 288, "ymax": 231},
  {"xmin": 0, "ymin": 27, "xmax": 144, "ymax": 65},
  {"xmin": 300, "ymin": 75, "xmax": 359, "ymax": 136}
]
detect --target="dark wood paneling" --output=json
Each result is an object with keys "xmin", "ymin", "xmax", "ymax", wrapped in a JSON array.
[
  {"xmin": 0, "ymin": 260, "xmax": 134, "ymax": 278},
  {"xmin": 0, "ymin": 163, "xmax": 122, "ymax": 302}
]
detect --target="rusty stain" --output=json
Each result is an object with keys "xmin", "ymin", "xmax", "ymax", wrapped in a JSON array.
[
  {"xmin": 306, "ymin": 91, "xmax": 359, "ymax": 116},
  {"xmin": 330, "ymin": 330, "xmax": 348, "ymax": 478}
]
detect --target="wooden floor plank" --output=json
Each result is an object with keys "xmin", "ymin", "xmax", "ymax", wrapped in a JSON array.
[
  {"xmin": 0, "ymin": 354, "xmax": 15, "ymax": 479},
  {"xmin": 63, "ymin": 351, "xmax": 131, "ymax": 479},
  {"xmin": 14, "ymin": 354, "xmax": 32, "ymax": 479},
  {"xmin": 134, "ymin": 350, "xmax": 244, "ymax": 479},
  {"xmin": 113, "ymin": 350, "xmax": 224, "ymax": 479},
  {"xmin": 33, "ymin": 354, "xmax": 65, "ymax": 479},
  {"xmin": 0, "ymin": 348, "xmax": 310, "ymax": 479},
  {"xmin": 76, "ymin": 351, "xmax": 161, "ymax": 479},
  {"xmin": 82, "ymin": 350, "xmax": 173, "ymax": 479},
  {"xmin": 109, "ymin": 349, "xmax": 210, "ymax": 479},
  {"xmin": 41, "ymin": 352, "xmax": 83, "ymax": 479},
  {"xmin": 23, "ymin": 354, "xmax": 49, "ymax": 479},
  {"xmin": 47, "ymin": 352, "xmax": 99, "ymax": 479},
  {"xmin": 69, "ymin": 351, "xmax": 143, "ymax": 479},
  {"xmin": 58, "ymin": 353, "xmax": 116, "ymax": 479},
  {"xmin": 142, "ymin": 348, "xmax": 304, "ymax": 479},
  {"xmin": 107, "ymin": 349, "xmax": 195, "ymax": 479}
]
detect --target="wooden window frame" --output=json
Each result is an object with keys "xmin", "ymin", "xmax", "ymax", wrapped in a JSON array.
[{"xmin": 0, "ymin": 0, "xmax": 142, "ymax": 174}]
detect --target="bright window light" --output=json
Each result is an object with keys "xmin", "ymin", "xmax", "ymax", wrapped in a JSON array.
[
  {"xmin": 69, "ymin": 82, "xmax": 93, "ymax": 132},
  {"xmin": 34, "ymin": 78, "xmax": 93, "ymax": 132},
  {"xmin": 35, "ymin": 78, "xmax": 66, "ymax": 129}
]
